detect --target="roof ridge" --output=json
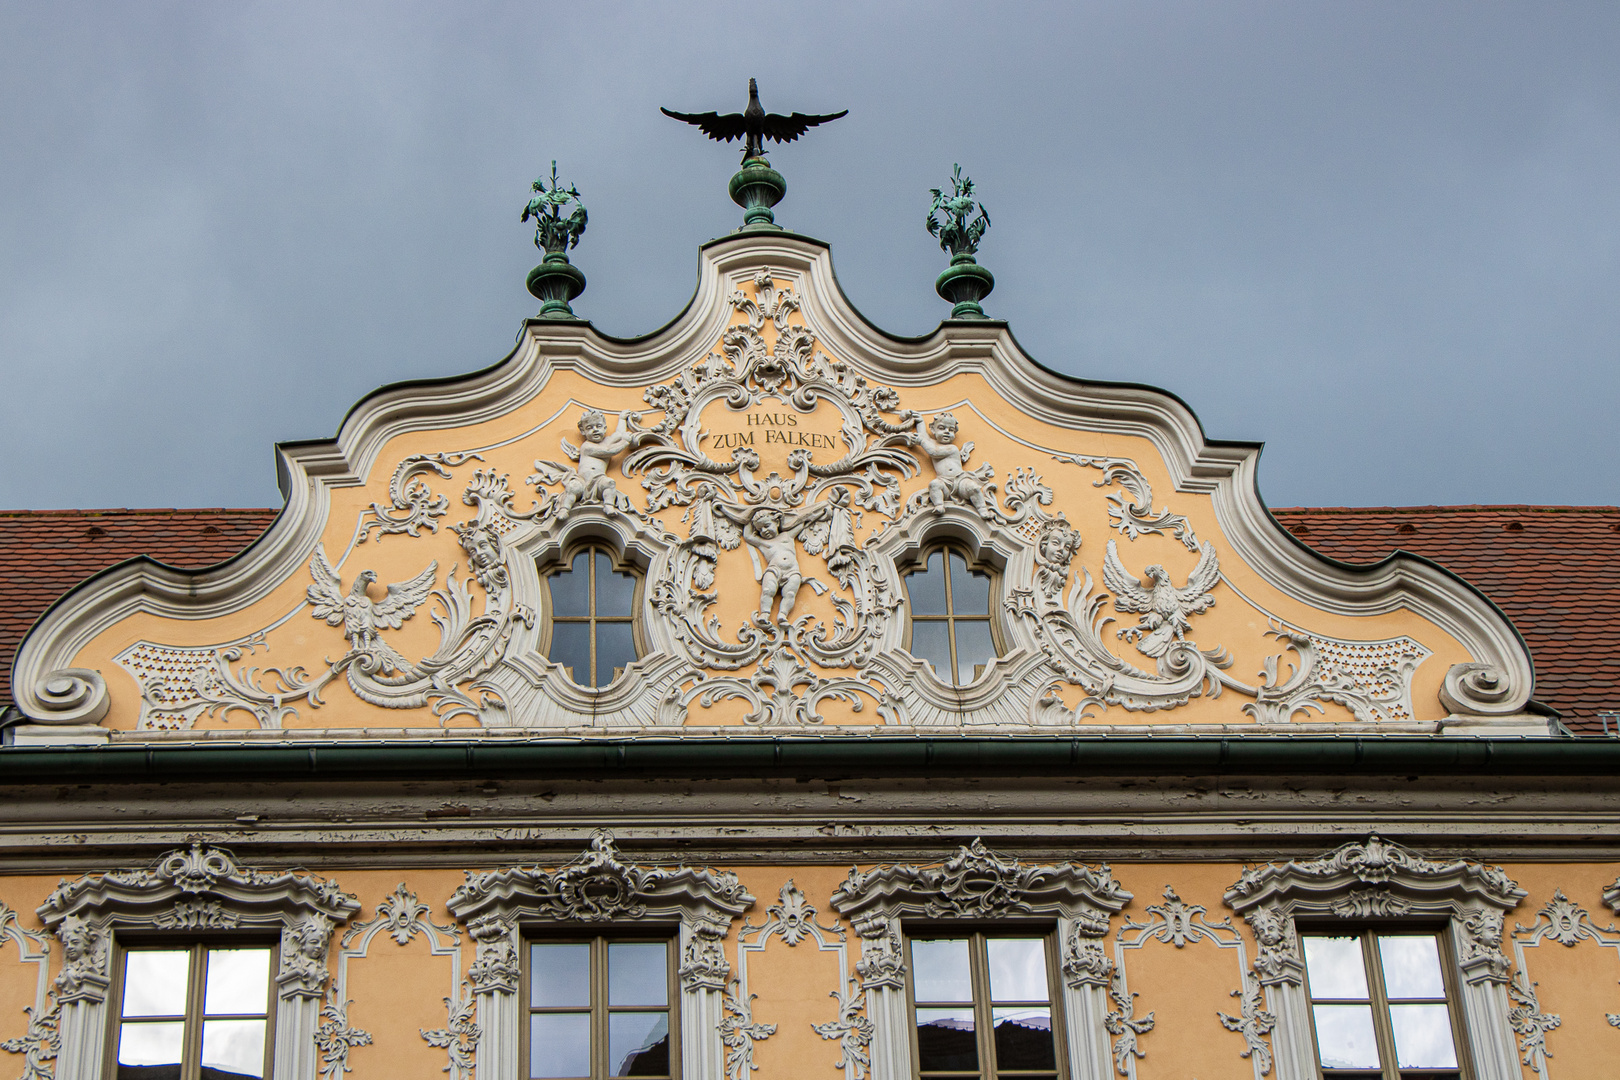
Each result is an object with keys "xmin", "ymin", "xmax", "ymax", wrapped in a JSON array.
[{"xmin": 1272, "ymin": 504, "xmax": 1620, "ymax": 516}]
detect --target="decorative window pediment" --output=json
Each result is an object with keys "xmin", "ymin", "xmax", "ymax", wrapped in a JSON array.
[
  {"xmin": 830, "ymin": 840, "xmax": 1131, "ymax": 1080},
  {"xmin": 446, "ymin": 831, "xmax": 754, "ymax": 1080},
  {"xmin": 1223, "ymin": 835, "xmax": 1526, "ymax": 1080},
  {"xmin": 35, "ymin": 843, "xmax": 359, "ymax": 1080}
]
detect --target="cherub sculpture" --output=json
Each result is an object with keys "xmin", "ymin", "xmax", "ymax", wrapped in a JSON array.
[
  {"xmin": 1034, "ymin": 514, "xmax": 1083, "ymax": 601},
  {"xmin": 721, "ymin": 504, "xmax": 834, "ymax": 623},
  {"xmin": 306, "ymin": 545, "xmax": 438, "ymax": 673},
  {"xmin": 552, "ymin": 409, "xmax": 644, "ymax": 518},
  {"xmin": 1101, "ymin": 538, "xmax": 1221, "ymax": 658},
  {"xmin": 907, "ymin": 412, "xmax": 994, "ymax": 516}
]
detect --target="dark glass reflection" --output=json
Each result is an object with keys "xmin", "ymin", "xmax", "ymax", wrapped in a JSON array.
[
  {"xmin": 992, "ymin": 1008, "xmax": 1055, "ymax": 1069},
  {"xmin": 595, "ymin": 622, "xmax": 637, "ymax": 686},
  {"xmin": 610, "ymin": 1011, "xmax": 670, "ymax": 1076},
  {"xmin": 948, "ymin": 552, "xmax": 991, "ymax": 613},
  {"xmin": 916, "ymin": 1009, "xmax": 977, "ymax": 1071}
]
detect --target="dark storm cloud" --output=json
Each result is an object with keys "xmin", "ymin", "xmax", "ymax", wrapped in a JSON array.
[{"xmin": 1, "ymin": 1, "xmax": 1616, "ymax": 509}]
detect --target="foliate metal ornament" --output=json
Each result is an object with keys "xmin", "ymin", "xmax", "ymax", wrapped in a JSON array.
[
  {"xmin": 522, "ymin": 161, "xmax": 588, "ymax": 318},
  {"xmin": 927, "ymin": 165, "xmax": 994, "ymax": 319}
]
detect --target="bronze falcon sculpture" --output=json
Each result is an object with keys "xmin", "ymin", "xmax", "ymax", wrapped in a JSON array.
[{"xmin": 662, "ymin": 78, "xmax": 847, "ymax": 160}]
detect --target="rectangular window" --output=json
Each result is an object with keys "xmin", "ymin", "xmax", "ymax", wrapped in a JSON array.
[
  {"xmin": 111, "ymin": 943, "xmax": 274, "ymax": 1080},
  {"xmin": 1301, "ymin": 930, "xmax": 1468, "ymax": 1080},
  {"xmin": 907, "ymin": 932, "xmax": 1061, "ymax": 1080},
  {"xmin": 526, "ymin": 937, "xmax": 676, "ymax": 1080}
]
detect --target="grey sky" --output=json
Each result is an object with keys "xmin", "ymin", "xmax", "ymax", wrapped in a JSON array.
[{"xmin": 1, "ymin": 1, "xmax": 1616, "ymax": 511}]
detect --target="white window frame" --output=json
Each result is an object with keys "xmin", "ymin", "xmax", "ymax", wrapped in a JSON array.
[
  {"xmin": 1223, "ymin": 835, "xmax": 1526, "ymax": 1080},
  {"xmin": 446, "ymin": 831, "xmax": 754, "ymax": 1080},
  {"xmin": 37, "ymin": 842, "xmax": 360, "ymax": 1080},
  {"xmin": 830, "ymin": 840, "xmax": 1132, "ymax": 1080}
]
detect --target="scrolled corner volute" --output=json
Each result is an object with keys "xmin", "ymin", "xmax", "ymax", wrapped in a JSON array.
[
  {"xmin": 1440, "ymin": 661, "xmax": 1530, "ymax": 717},
  {"xmin": 26, "ymin": 667, "xmax": 109, "ymax": 725}
]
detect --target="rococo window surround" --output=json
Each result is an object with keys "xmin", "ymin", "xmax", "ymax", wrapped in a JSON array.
[
  {"xmin": 446, "ymin": 831, "xmax": 754, "ymax": 1080},
  {"xmin": 1223, "ymin": 836, "xmax": 1526, "ymax": 1080},
  {"xmin": 35, "ymin": 843, "xmax": 360, "ymax": 1080},
  {"xmin": 830, "ymin": 840, "xmax": 1132, "ymax": 1080}
]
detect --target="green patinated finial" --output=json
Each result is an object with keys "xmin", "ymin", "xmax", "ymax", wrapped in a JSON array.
[
  {"xmin": 927, "ymin": 164, "xmax": 995, "ymax": 319},
  {"xmin": 521, "ymin": 161, "xmax": 588, "ymax": 319}
]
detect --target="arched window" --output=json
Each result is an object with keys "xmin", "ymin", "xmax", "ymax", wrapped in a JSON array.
[
  {"xmin": 904, "ymin": 545, "xmax": 1001, "ymax": 686},
  {"xmin": 544, "ymin": 544, "xmax": 642, "ymax": 688}
]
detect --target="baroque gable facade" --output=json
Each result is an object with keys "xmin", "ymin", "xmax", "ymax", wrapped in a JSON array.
[{"xmin": 2, "ymin": 198, "xmax": 1617, "ymax": 1080}]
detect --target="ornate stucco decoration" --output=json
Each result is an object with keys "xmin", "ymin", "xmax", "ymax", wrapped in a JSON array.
[
  {"xmin": 14, "ymin": 230, "xmax": 1539, "ymax": 732},
  {"xmin": 1507, "ymin": 888, "xmax": 1620, "ymax": 1076},
  {"xmin": 0, "ymin": 900, "xmax": 56, "ymax": 1080},
  {"xmin": 1224, "ymin": 836, "xmax": 1526, "ymax": 1080},
  {"xmin": 831, "ymin": 841, "xmax": 1131, "ymax": 1080},
  {"xmin": 34, "ymin": 843, "xmax": 360, "ymax": 1080},
  {"xmin": 446, "ymin": 832, "xmax": 755, "ymax": 1080}
]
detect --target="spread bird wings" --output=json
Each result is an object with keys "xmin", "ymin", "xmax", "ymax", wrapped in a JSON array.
[
  {"xmin": 659, "ymin": 108, "xmax": 748, "ymax": 142},
  {"xmin": 1177, "ymin": 542, "xmax": 1221, "ymax": 609},
  {"xmin": 1101, "ymin": 540, "xmax": 1153, "ymax": 613},
  {"xmin": 761, "ymin": 110, "xmax": 849, "ymax": 142},
  {"xmin": 371, "ymin": 561, "xmax": 439, "ymax": 629},
  {"xmin": 306, "ymin": 544, "xmax": 346, "ymax": 626}
]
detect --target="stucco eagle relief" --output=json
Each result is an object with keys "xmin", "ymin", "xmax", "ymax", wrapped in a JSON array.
[{"xmin": 12, "ymin": 233, "xmax": 1535, "ymax": 734}]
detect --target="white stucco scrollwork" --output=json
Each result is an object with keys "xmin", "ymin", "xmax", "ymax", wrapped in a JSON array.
[
  {"xmin": 35, "ymin": 843, "xmax": 360, "ymax": 1080},
  {"xmin": 1224, "ymin": 836, "xmax": 1526, "ymax": 1080},
  {"xmin": 830, "ymin": 840, "xmax": 1131, "ymax": 1080},
  {"xmin": 446, "ymin": 831, "xmax": 755, "ymax": 1080}
]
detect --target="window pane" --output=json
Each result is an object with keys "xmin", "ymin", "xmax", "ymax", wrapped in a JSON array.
[
  {"xmin": 908, "ymin": 552, "xmax": 948, "ymax": 616},
  {"xmin": 550, "ymin": 552, "xmax": 591, "ymax": 616},
  {"xmin": 948, "ymin": 553, "xmax": 991, "ymax": 614},
  {"xmin": 118, "ymin": 1020, "xmax": 185, "ymax": 1070},
  {"xmin": 550, "ymin": 622, "xmax": 592, "ymax": 685},
  {"xmin": 609, "ymin": 1011, "xmax": 670, "ymax": 1076},
  {"xmin": 911, "ymin": 939, "xmax": 972, "ymax": 1002},
  {"xmin": 1311, "ymin": 1004, "xmax": 1380, "ymax": 1068},
  {"xmin": 987, "ymin": 938, "xmax": 1048, "ymax": 1002},
  {"xmin": 992, "ymin": 1006, "xmax": 1055, "ymax": 1069},
  {"xmin": 531, "ymin": 943, "xmax": 591, "ymax": 1008},
  {"xmin": 122, "ymin": 950, "xmax": 190, "ymax": 1017},
  {"xmin": 594, "ymin": 551, "xmax": 636, "ymax": 617},
  {"xmin": 204, "ymin": 948, "xmax": 270, "ymax": 1015},
  {"xmin": 916, "ymin": 1008, "xmax": 977, "ymax": 1071},
  {"xmin": 910, "ymin": 621, "xmax": 954, "ymax": 682},
  {"xmin": 595, "ymin": 621, "xmax": 638, "ymax": 686},
  {"xmin": 202, "ymin": 1018, "xmax": 266, "ymax": 1079},
  {"xmin": 608, "ymin": 943, "xmax": 667, "ymax": 1007},
  {"xmin": 530, "ymin": 1012, "xmax": 591, "ymax": 1079},
  {"xmin": 1390, "ymin": 1003, "xmax": 1459, "ymax": 1068},
  {"xmin": 1378, "ymin": 935, "xmax": 1446, "ymax": 999},
  {"xmin": 952, "ymin": 620, "xmax": 995, "ymax": 685},
  {"xmin": 1303, "ymin": 935, "xmax": 1370, "ymax": 999}
]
